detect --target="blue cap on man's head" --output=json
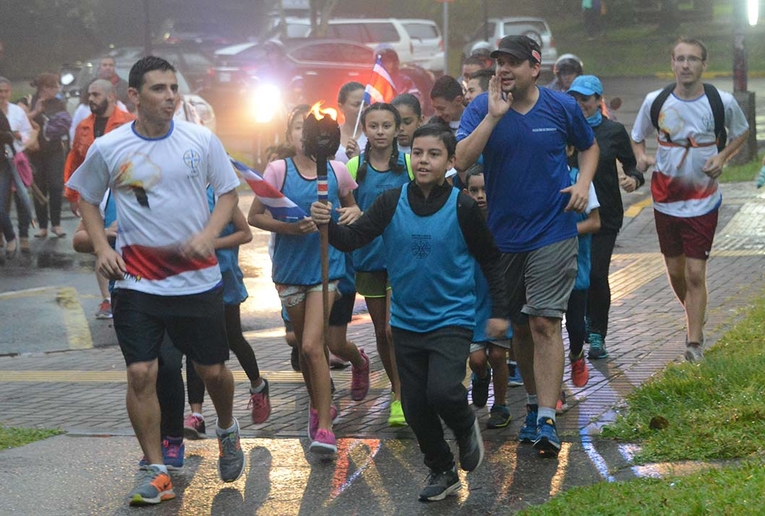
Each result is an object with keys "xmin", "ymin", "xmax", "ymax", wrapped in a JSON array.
[{"xmin": 568, "ymin": 75, "xmax": 603, "ymax": 96}]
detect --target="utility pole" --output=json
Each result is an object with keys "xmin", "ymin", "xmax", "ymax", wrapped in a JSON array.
[
  {"xmin": 143, "ymin": 0, "xmax": 152, "ymax": 56},
  {"xmin": 730, "ymin": 0, "xmax": 757, "ymax": 164}
]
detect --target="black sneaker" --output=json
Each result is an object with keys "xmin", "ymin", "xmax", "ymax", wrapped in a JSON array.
[
  {"xmin": 457, "ymin": 418, "xmax": 485, "ymax": 472},
  {"xmin": 418, "ymin": 466, "xmax": 461, "ymax": 502},
  {"xmin": 470, "ymin": 370, "xmax": 491, "ymax": 408}
]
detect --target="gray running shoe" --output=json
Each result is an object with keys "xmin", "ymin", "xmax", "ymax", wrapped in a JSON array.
[
  {"xmin": 684, "ymin": 342, "xmax": 704, "ymax": 363},
  {"xmin": 457, "ymin": 418, "xmax": 485, "ymax": 472},
  {"xmin": 128, "ymin": 465, "xmax": 175, "ymax": 506},
  {"xmin": 419, "ymin": 466, "xmax": 461, "ymax": 501},
  {"xmin": 217, "ymin": 418, "xmax": 245, "ymax": 482}
]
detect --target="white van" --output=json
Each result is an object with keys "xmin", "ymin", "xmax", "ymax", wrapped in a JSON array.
[{"xmin": 399, "ymin": 19, "xmax": 445, "ymax": 74}]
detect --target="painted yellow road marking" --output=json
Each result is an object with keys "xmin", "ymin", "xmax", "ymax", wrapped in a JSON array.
[{"xmin": 623, "ymin": 196, "xmax": 653, "ymax": 218}]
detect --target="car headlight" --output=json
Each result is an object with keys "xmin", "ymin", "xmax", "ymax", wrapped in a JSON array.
[{"xmin": 250, "ymin": 83, "xmax": 282, "ymax": 124}]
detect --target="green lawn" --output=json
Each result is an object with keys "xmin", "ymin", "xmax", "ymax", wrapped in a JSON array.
[
  {"xmin": 521, "ymin": 287, "xmax": 765, "ymax": 513},
  {"xmin": 601, "ymin": 291, "xmax": 765, "ymax": 464},
  {"xmin": 0, "ymin": 426, "xmax": 62, "ymax": 449},
  {"xmin": 721, "ymin": 153, "xmax": 765, "ymax": 183},
  {"xmin": 520, "ymin": 460, "xmax": 765, "ymax": 515}
]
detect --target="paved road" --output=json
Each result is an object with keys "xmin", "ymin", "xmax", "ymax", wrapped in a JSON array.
[{"xmin": 2, "ymin": 181, "xmax": 765, "ymax": 513}]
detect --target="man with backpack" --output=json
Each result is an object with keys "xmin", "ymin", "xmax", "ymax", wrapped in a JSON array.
[{"xmin": 631, "ymin": 38, "xmax": 749, "ymax": 362}]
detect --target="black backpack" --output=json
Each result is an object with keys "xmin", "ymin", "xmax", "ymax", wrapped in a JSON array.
[{"xmin": 649, "ymin": 83, "xmax": 726, "ymax": 152}]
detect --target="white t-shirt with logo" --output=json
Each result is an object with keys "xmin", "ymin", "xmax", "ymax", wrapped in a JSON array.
[
  {"xmin": 632, "ymin": 89, "xmax": 749, "ymax": 217},
  {"xmin": 67, "ymin": 120, "xmax": 241, "ymax": 296}
]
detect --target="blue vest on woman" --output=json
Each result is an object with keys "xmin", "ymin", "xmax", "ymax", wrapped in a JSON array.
[
  {"xmin": 272, "ymin": 158, "xmax": 344, "ymax": 285},
  {"xmin": 351, "ymin": 153, "xmax": 410, "ymax": 272},
  {"xmin": 384, "ymin": 184, "xmax": 475, "ymax": 332}
]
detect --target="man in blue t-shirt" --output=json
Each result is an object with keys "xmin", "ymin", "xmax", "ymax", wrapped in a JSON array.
[{"xmin": 456, "ymin": 35, "xmax": 599, "ymax": 458}]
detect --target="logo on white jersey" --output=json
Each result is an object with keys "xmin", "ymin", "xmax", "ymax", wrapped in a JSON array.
[{"xmin": 183, "ymin": 149, "xmax": 201, "ymax": 176}]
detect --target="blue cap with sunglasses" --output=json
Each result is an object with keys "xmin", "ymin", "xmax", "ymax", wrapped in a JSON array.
[{"xmin": 567, "ymin": 75, "xmax": 603, "ymax": 96}]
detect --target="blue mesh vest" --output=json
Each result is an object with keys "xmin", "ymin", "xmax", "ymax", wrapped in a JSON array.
[
  {"xmin": 272, "ymin": 158, "xmax": 344, "ymax": 285},
  {"xmin": 384, "ymin": 184, "xmax": 475, "ymax": 332},
  {"xmin": 348, "ymin": 153, "xmax": 411, "ymax": 272}
]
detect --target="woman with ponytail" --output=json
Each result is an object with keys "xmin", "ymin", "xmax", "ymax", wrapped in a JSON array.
[{"xmin": 346, "ymin": 102, "xmax": 412, "ymax": 426}]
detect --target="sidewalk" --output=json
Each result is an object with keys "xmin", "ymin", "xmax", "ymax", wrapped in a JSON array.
[{"xmin": 1, "ymin": 183, "xmax": 765, "ymax": 514}]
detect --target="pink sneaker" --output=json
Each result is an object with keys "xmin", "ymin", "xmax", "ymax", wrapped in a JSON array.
[
  {"xmin": 308, "ymin": 404, "xmax": 338, "ymax": 440},
  {"xmin": 350, "ymin": 349, "xmax": 370, "ymax": 401},
  {"xmin": 248, "ymin": 379, "xmax": 271, "ymax": 424},
  {"xmin": 309, "ymin": 428, "xmax": 337, "ymax": 454},
  {"xmin": 183, "ymin": 414, "xmax": 206, "ymax": 440}
]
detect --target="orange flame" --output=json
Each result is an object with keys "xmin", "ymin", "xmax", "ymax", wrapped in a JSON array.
[{"xmin": 309, "ymin": 101, "xmax": 337, "ymax": 121}]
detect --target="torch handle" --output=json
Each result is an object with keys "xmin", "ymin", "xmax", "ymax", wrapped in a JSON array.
[{"xmin": 317, "ymin": 155, "xmax": 330, "ymax": 342}]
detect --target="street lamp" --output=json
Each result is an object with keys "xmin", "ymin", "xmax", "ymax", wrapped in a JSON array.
[
  {"xmin": 748, "ymin": 0, "xmax": 759, "ymax": 26},
  {"xmin": 730, "ymin": 0, "xmax": 757, "ymax": 164}
]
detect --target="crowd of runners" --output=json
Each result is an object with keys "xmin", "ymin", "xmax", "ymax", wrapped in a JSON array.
[{"xmin": 0, "ymin": 31, "xmax": 751, "ymax": 506}]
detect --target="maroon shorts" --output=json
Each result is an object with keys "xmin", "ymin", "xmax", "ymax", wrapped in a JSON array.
[{"xmin": 654, "ymin": 209, "xmax": 718, "ymax": 260}]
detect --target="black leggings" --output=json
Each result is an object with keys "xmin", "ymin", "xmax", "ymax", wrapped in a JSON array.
[
  {"xmin": 566, "ymin": 289, "xmax": 588, "ymax": 358},
  {"xmin": 587, "ymin": 231, "xmax": 618, "ymax": 338},
  {"xmin": 187, "ymin": 303, "xmax": 261, "ymax": 405},
  {"xmin": 30, "ymin": 150, "xmax": 65, "ymax": 228}
]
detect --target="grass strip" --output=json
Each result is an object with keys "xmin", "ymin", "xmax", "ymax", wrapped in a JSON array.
[
  {"xmin": 520, "ymin": 459, "xmax": 765, "ymax": 515},
  {"xmin": 601, "ymin": 291, "xmax": 765, "ymax": 464},
  {"xmin": 0, "ymin": 425, "xmax": 63, "ymax": 449},
  {"xmin": 720, "ymin": 153, "xmax": 765, "ymax": 184}
]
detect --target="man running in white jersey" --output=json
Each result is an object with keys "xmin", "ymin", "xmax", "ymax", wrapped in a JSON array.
[
  {"xmin": 67, "ymin": 56, "xmax": 245, "ymax": 506},
  {"xmin": 631, "ymin": 38, "xmax": 749, "ymax": 363}
]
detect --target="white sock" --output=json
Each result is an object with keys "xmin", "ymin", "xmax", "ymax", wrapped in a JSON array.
[
  {"xmin": 216, "ymin": 417, "xmax": 238, "ymax": 436},
  {"xmin": 527, "ymin": 394, "xmax": 538, "ymax": 406},
  {"xmin": 538, "ymin": 407, "xmax": 556, "ymax": 423},
  {"xmin": 192, "ymin": 412, "xmax": 204, "ymax": 420},
  {"xmin": 150, "ymin": 464, "xmax": 168, "ymax": 474},
  {"xmin": 250, "ymin": 380, "xmax": 266, "ymax": 394}
]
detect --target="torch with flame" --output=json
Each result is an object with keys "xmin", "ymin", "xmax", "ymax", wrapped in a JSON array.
[{"xmin": 303, "ymin": 102, "xmax": 340, "ymax": 336}]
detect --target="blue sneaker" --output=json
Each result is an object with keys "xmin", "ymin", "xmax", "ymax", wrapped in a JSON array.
[
  {"xmin": 507, "ymin": 361, "xmax": 523, "ymax": 387},
  {"xmin": 533, "ymin": 417, "xmax": 561, "ymax": 458},
  {"xmin": 138, "ymin": 436, "xmax": 185, "ymax": 470},
  {"xmin": 518, "ymin": 404, "xmax": 538, "ymax": 443},
  {"xmin": 588, "ymin": 333, "xmax": 608, "ymax": 359}
]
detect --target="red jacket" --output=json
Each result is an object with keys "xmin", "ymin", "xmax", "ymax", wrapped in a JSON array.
[{"xmin": 64, "ymin": 108, "xmax": 135, "ymax": 203}]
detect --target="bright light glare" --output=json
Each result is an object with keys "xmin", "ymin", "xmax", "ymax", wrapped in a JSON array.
[
  {"xmin": 251, "ymin": 84, "xmax": 281, "ymax": 124},
  {"xmin": 749, "ymin": 0, "xmax": 759, "ymax": 26}
]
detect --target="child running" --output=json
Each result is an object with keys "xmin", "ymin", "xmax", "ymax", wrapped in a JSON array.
[
  {"xmin": 565, "ymin": 160, "xmax": 601, "ymax": 388},
  {"xmin": 345, "ymin": 102, "xmax": 412, "ymax": 427},
  {"xmin": 462, "ymin": 165, "xmax": 513, "ymax": 429},
  {"xmin": 311, "ymin": 124, "xmax": 509, "ymax": 502},
  {"xmin": 183, "ymin": 188, "xmax": 271, "ymax": 439},
  {"xmin": 248, "ymin": 105, "xmax": 368, "ymax": 455}
]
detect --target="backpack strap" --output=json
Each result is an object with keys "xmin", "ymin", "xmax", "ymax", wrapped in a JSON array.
[
  {"xmin": 649, "ymin": 83, "xmax": 675, "ymax": 133},
  {"xmin": 703, "ymin": 83, "xmax": 727, "ymax": 152}
]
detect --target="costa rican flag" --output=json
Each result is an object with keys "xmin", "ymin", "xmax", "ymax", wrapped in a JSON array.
[
  {"xmin": 229, "ymin": 158, "xmax": 308, "ymax": 221},
  {"xmin": 363, "ymin": 57, "xmax": 397, "ymax": 105}
]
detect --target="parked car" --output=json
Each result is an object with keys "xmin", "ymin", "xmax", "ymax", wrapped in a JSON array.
[
  {"xmin": 159, "ymin": 20, "xmax": 233, "ymax": 50},
  {"xmin": 208, "ymin": 38, "xmax": 375, "ymax": 164},
  {"xmin": 399, "ymin": 19, "xmax": 445, "ymax": 75},
  {"xmin": 62, "ymin": 57, "xmax": 216, "ymax": 133},
  {"xmin": 265, "ymin": 17, "xmax": 444, "ymax": 74},
  {"xmin": 463, "ymin": 17, "xmax": 558, "ymax": 77},
  {"xmin": 96, "ymin": 45, "xmax": 215, "ymax": 92}
]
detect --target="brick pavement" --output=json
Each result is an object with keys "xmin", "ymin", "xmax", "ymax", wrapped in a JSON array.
[{"xmin": 1, "ymin": 183, "xmax": 764, "ymax": 444}]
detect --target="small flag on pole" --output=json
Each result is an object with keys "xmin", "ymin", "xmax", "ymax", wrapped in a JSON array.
[
  {"xmin": 229, "ymin": 158, "xmax": 308, "ymax": 221},
  {"xmin": 363, "ymin": 57, "xmax": 397, "ymax": 105}
]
